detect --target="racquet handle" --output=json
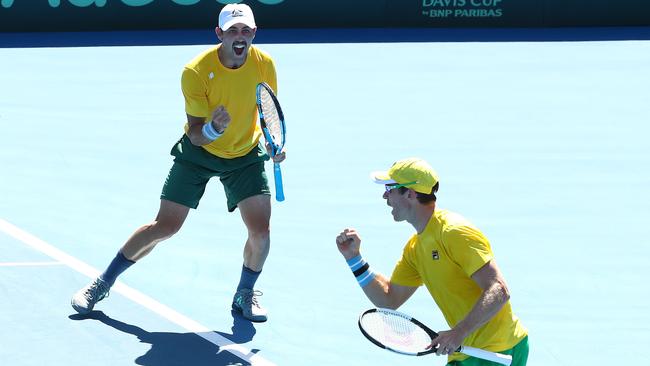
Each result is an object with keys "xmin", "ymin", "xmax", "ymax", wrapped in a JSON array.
[
  {"xmin": 459, "ymin": 346, "xmax": 512, "ymax": 366},
  {"xmin": 273, "ymin": 162, "xmax": 284, "ymax": 202}
]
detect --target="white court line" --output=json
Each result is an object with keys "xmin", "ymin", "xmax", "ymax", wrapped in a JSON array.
[
  {"xmin": 0, "ymin": 218, "xmax": 275, "ymax": 366},
  {"xmin": 0, "ymin": 261, "xmax": 63, "ymax": 267}
]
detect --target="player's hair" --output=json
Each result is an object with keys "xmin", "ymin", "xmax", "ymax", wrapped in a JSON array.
[{"xmin": 399, "ymin": 182, "xmax": 439, "ymax": 204}]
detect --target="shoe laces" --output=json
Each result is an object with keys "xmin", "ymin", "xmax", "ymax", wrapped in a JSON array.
[
  {"xmin": 238, "ymin": 290, "xmax": 263, "ymax": 307},
  {"xmin": 84, "ymin": 278, "xmax": 110, "ymax": 301}
]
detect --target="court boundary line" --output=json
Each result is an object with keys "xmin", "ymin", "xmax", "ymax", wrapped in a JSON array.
[
  {"xmin": 0, "ymin": 261, "xmax": 63, "ymax": 267},
  {"xmin": 0, "ymin": 218, "xmax": 275, "ymax": 366}
]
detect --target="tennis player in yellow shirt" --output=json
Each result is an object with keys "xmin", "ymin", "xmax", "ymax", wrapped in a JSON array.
[
  {"xmin": 72, "ymin": 3, "xmax": 284, "ymax": 322},
  {"xmin": 336, "ymin": 158, "xmax": 528, "ymax": 365}
]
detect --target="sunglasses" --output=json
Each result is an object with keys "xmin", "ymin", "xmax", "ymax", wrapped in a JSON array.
[{"xmin": 384, "ymin": 181, "xmax": 417, "ymax": 193}]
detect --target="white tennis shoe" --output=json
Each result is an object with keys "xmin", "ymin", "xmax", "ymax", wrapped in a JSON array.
[
  {"xmin": 232, "ymin": 288, "xmax": 267, "ymax": 322},
  {"xmin": 71, "ymin": 277, "xmax": 110, "ymax": 314}
]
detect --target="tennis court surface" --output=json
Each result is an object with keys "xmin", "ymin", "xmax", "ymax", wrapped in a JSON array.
[{"xmin": 1, "ymin": 30, "xmax": 649, "ymax": 365}]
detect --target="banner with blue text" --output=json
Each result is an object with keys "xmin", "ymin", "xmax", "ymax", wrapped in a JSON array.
[{"xmin": 1, "ymin": 0, "xmax": 648, "ymax": 33}]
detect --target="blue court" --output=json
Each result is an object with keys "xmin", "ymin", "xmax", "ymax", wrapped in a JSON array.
[{"xmin": 1, "ymin": 31, "xmax": 649, "ymax": 365}]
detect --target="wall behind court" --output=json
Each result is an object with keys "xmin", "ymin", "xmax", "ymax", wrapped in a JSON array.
[{"xmin": 0, "ymin": 0, "xmax": 648, "ymax": 33}]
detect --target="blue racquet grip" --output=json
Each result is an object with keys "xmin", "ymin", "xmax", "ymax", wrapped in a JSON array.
[{"xmin": 273, "ymin": 162, "xmax": 284, "ymax": 202}]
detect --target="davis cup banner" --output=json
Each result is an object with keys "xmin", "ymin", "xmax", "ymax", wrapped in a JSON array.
[{"xmin": 0, "ymin": 0, "xmax": 648, "ymax": 32}]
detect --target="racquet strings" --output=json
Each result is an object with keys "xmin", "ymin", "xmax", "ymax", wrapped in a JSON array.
[
  {"xmin": 258, "ymin": 87, "xmax": 284, "ymax": 145},
  {"xmin": 360, "ymin": 311, "xmax": 433, "ymax": 353}
]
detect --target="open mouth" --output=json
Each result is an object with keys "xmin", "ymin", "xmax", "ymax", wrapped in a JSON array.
[{"xmin": 233, "ymin": 41, "xmax": 246, "ymax": 56}]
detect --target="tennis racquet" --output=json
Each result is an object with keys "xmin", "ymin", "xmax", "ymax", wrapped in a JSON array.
[
  {"xmin": 255, "ymin": 82, "xmax": 286, "ymax": 202},
  {"xmin": 358, "ymin": 308, "xmax": 512, "ymax": 366}
]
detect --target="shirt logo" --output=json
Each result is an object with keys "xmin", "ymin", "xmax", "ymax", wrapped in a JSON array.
[{"xmin": 432, "ymin": 250, "xmax": 439, "ymax": 260}]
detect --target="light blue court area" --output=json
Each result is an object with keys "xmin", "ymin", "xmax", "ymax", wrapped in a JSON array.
[{"xmin": 1, "ymin": 38, "xmax": 649, "ymax": 366}]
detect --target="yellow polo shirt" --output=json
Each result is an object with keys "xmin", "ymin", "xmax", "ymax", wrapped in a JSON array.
[
  {"xmin": 391, "ymin": 209, "xmax": 527, "ymax": 361},
  {"xmin": 181, "ymin": 44, "xmax": 277, "ymax": 158}
]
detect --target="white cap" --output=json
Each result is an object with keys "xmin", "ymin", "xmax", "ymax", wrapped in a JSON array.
[{"xmin": 218, "ymin": 3, "xmax": 256, "ymax": 31}]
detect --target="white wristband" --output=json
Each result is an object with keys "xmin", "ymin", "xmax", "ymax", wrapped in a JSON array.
[{"xmin": 202, "ymin": 122, "xmax": 223, "ymax": 141}]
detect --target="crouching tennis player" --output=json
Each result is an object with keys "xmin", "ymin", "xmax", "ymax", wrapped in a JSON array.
[{"xmin": 336, "ymin": 158, "xmax": 529, "ymax": 365}]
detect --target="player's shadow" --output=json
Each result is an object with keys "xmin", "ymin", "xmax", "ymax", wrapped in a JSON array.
[{"xmin": 69, "ymin": 310, "xmax": 259, "ymax": 366}]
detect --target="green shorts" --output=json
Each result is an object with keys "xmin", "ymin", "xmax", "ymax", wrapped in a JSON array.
[
  {"xmin": 446, "ymin": 336, "xmax": 529, "ymax": 366},
  {"xmin": 161, "ymin": 135, "xmax": 270, "ymax": 212}
]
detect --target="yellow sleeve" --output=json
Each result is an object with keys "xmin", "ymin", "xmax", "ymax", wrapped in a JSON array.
[
  {"xmin": 390, "ymin": 238, "xmax": 423, "ymax": 287},
  {"xmin": 266, "ymin": 59, "xmax": 278, "ymax": 95},
  {"xmin": 181, "ymin": 67, "xmax": 209, "ymax": 118},
  {"xmin": 253, "ymin": 47, "xmax": 278, "ymax": 95},
  {"xmin": 443, "ymin": 225, "xmax": 493, "ymax": 277}
]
